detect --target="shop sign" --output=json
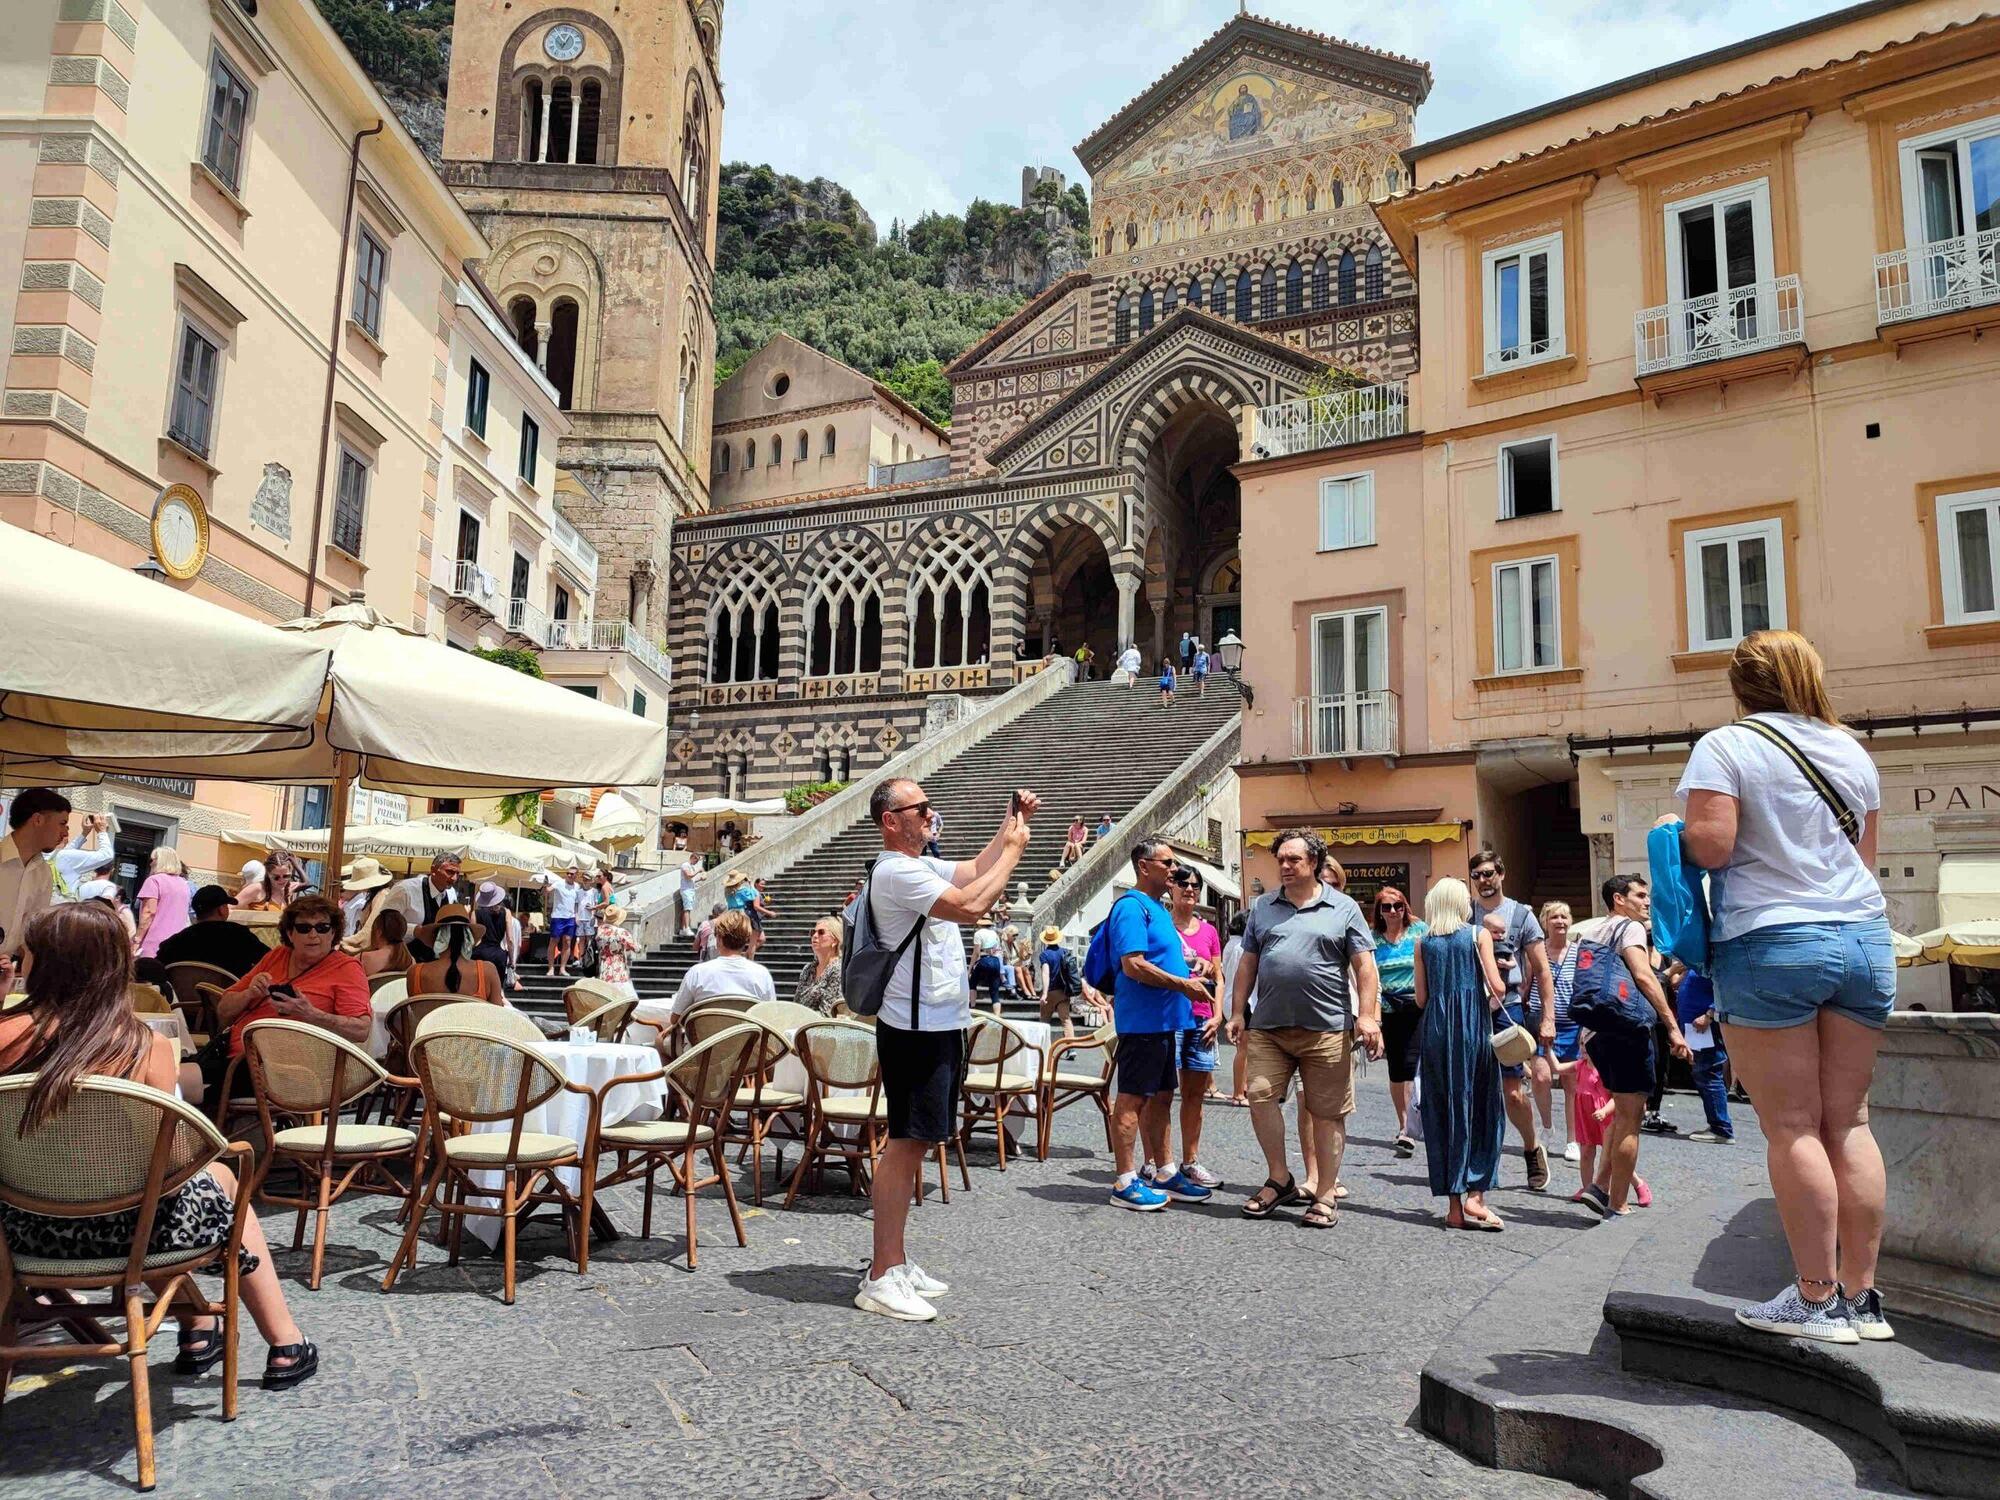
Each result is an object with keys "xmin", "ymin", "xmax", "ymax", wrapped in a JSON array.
[
  {"xmin": 108, "ymin": 775, "xmax": 195, "ymax": 799},
  {"xmin": 1913, "ymin": 784, "xmax": 2000, "ymax": 812},
  {"xmin": 1342, "ymin": 861, "xmax": 1410, "ymax": 907}
]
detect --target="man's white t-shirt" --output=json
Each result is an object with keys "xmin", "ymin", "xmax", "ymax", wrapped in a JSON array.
[
  {"xmin": 671, "ymin": 953, "xmax": 776, "ymax": 1015},
  {"xmin": 868, "ymin": 851, "xmax": 970, "ymax": 1032},
  {"xmin": 1676, "ymin": 712, "xmax": 1884, "ymax": 941},
  {"xmin": 548, "ymin": 880, "xmax": 581, "ymax": 921},
  {"xmin": 1118, "ymin": 647, "xmax": 1142, "ymax": 676}
]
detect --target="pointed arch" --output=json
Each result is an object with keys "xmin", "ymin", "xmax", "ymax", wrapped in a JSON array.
[
  {"xmin": 703, "ymin": 546, "xmax": 784, "ymax": 685},
  {"xmin": 903, "ymin": 524, "xmax": 995, "ymax": 669}
]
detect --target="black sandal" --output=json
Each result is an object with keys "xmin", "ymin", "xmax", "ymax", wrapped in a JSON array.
[
  {"xmin": 174, "ymin": 1325, "xmax": 225, "ymax": 1376},
  {"xmin": 1241, "ymin": 1175, "xmax": 1301, "ymax": 1219},
  {"xmin": 1300, "ymin": 1196, "xmax": 1339, "ymax": 1229},
  {"xmin": 262, "ymin": 1339, "xmax": 319, "ymax": 1391}
]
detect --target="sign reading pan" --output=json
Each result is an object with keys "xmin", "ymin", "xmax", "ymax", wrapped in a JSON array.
[{"xmin": 1914, "ymin": 784, "xmax": 2000, "ymax": 812}]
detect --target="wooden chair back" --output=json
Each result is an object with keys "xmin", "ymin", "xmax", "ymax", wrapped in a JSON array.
[
  {"xmin": 241, "ymin": 1018, "xmax": 386, "ymax": 1127},
  {"xmin": 164, "ymin": 961, "xmax": 237, "ymax": 1025},
  {"xmin": 563, "ymin": 979, "xmax": 629, "ymax": 1026},
  {"xmin": 571, "ymin": 998, "xmax": 638, "ymax": 1043},
  {"xmin": 127, "ymin": 983, "xmax": 172, "ymax": 1016}
]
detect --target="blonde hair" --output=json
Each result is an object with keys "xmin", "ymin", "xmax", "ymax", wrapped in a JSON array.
[
  {"xmin": 149, "ymin": 846, "xmax": 183, "ymax": 876},
  {"xmin": 1728, "ymin": 629, "xmax": 1838, "ymax": 724},
  {"xmin": 1538, "ymin": 900, "xmax": 1572, "ymax": 927},
  {"xmin": 1424, "ymin": 877, "xmax": 1473, "ymax": 936}
]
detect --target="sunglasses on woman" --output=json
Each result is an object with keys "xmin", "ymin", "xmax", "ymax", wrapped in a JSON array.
[
  {"xmin": 1377, "ymin": 902, "xmax": 1405, "ymax": 914},
  {"xmin": 291, "ymin": 921, "xmax": 335, "ymax": 934}
]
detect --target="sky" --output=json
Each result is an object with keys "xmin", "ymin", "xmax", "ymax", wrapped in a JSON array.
[{"xmin": 717, "ymin": 0, "xmax": 1850, "ymax": 230}]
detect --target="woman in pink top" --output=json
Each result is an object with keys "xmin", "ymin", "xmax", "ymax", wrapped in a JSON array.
[
  {"xmin": 1168, "ymin": 868, "xmax": 1225, "ymax": 1189},
  {"xmin": 135, "ymin": 846, "xmax": 193, "ymax": 959}
]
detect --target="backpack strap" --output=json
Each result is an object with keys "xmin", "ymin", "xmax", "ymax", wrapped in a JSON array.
[
  {"xmin": 1732, "ymin": 718, "xmax": 1862, "ymax": 846},
  {"xmin": 863, "ymin": 865, "xmax": 927, "ymax": 1026}
]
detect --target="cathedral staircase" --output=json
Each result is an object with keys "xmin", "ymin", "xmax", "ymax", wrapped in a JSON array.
[{"xmin": 511, "ymin": 676, "xmax": 1240, "ymax": 1021}]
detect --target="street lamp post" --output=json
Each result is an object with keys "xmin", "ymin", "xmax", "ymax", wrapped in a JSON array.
[{"xmin": 1215, "ymin": 629, "xmax": 1251, "ymax": 706}]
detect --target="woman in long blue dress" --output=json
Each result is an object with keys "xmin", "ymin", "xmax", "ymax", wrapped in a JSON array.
[{"xmin": 1414, "ymin": 877, "xmax": 1508, "ymax": 1230}]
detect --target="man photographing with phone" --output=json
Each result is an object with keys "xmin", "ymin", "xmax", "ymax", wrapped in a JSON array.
[{"xmin": 854, "ymin": 778, "xmax": 1036, "ymax": 1322}]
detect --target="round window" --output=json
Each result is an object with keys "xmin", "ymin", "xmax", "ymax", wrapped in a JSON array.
[{"xmin": 768, "ymin": 372, "xmax": 791, "ymax": 398}]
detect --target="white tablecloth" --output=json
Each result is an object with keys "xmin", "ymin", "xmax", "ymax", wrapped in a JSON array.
[
  {"xmin": 467, "ymin": 1039, "xmax": 665, "ymax": 1248},
  {"xmin": 366, "ymin": 993, "xmax": 399, "ymax": 1059}
]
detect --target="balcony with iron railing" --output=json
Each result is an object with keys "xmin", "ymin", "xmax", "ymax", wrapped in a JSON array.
[
  {"xmin": 1633, "ymin": 275, "xmax": 1803, "ymax": 378},
  {"xmin": 445, "ymin": 558, "xmax": 499, "ymax": 618},
  {"xmin": 540, "ymin": 617, "xmax": 672, "ymax": 684},
  {"xmin": 1875, "ymin": 229, "xmax": 2000, "ymax": 327},
  {"xmin": 505, "ymin": 596, "xmax": 551, "ymax": 648},
  {"xmin": 1252, "ymin": 381, "xmax": 1408, "ymax": 459},
  {"xmin": 1291, "ymin": 689, "xmax": 1400, "ymax": 760}
]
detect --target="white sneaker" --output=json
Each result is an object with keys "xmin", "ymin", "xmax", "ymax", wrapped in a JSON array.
[
  {"xmin": 1184, "ymin": 1162, "xmax": 1222, "ymax": 1189},
  {"xmin": 855, "ymin": 1267, "xmax": 936, "ymax": 1322},
  {"xmin": 1140, "ymin": 1162, "xmax": 1157, "ymax": 1182},
  {"xmin": 901, "ymin": 1261, "xmax": 950, "ymax": 1299},
  {"xmin": 1563, "ymin": 1141, "xmax": 1581, "ymax": 1164}
]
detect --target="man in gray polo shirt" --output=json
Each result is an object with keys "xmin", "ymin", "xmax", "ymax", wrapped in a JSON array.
[{"xmin": 1226, "ymin": 829, "xmax": 1381, "ymax": 1228}]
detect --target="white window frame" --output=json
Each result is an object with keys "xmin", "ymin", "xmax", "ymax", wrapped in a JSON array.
[
  {"xmin": 1309, "ymin": 606, "xmax": 1389, "ymax": 698},
  {"xmin": 1316, "ymin": 470, "xmax": 1376, "ymax": 552},
  {"xmin": 1497, "ymin": 434, "xmax": 1560, "ymax": 520},
  {"xmin": 1481, "ymin": 232, "xmax": 1565, "ymax": 373},
  {"xmin": 1938, "ymin": 485, "xmax": 2000, "ymax": 626},
  {"xmin": 1683, "ymin": 516, "xmax": 1787, "ymax": 651},
  {"xmin": 1663, "ymin": 178, "xmax": 1775, "ymax": 304},
  {"xmin": 1897, "ymin": 113, "xmax": 2000, "ymax": 248},
  {"xmin": 1492, "ymin": 554, "xmax": 1562, "ymax": 674}
]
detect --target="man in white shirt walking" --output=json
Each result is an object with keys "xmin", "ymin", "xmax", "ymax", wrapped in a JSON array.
[
  {"xmin": 675, "ymin": 852, "xmax": 703, "ymax": 941},
  {"xmin": 855, "ymin": 776, "xmax": 1035, "ymax": 1322}
]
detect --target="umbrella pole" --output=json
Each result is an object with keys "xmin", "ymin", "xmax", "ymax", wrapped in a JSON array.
[{"xmin": 325, "ymin": 752, "xmax": 355, "ymax": 907}]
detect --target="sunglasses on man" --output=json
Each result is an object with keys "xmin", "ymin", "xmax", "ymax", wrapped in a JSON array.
[{"xmin": 889, "ymin": 800, "xmax": 932, "ymax": 818}]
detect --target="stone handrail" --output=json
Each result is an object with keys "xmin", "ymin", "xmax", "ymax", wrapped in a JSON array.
[
  {"xmin": 630, "ymin": 660, "xmax": 1078, "ymax": 949},
  {"xmin": 1029, "ymin": 709, "xmax": 1242, "ymax": 936}
]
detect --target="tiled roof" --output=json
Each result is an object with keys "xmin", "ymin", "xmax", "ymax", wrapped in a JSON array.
[
  {"xmin": 1409, "ymin": 8, "xmax": 1997, "ymax": 194},
  {"xmin": 1076, "ymin": 12, "xmax": 1433, "ymax": 172}
]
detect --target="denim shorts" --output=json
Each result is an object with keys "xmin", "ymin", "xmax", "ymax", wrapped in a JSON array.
[
  {"xmin": 1552, "ymin": 1022, "xmax": 1582, "ymax": 1064},
  {"xmin": 1709, "ymin": 916, "xmax": 1895, "ymax": 1032},
  {"xmin": 1178, "ymin": 1025, "xmax": 1218, "ymax": 1073}
]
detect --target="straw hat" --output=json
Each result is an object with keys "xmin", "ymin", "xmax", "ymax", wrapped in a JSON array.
[
  {"xmin": 602, "ymin": 903, "xmax": 629, "ymax": 925},
  {"xmin": 724, "ymin": 870, "xmax": 750, "ymax": 889},
  {"xmin": 341, "ymin": 856, "xmax": 394, "ymax": 893},
  {"xmin": 1041, "ymin": 925, "xmax": 1063, "ymax": 946},
  {"xmin": 433, "ymin": 903, "xmax": 474, "ymax": 926}
]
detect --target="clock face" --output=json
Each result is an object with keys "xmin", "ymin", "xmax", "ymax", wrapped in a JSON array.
[
  {"xmin": 544, "ymin": 23, "xmax": 584, "ymax": 61},
  {"xmin": 151, "ymin": 486, "xmax": 209, "ymax": 580}
]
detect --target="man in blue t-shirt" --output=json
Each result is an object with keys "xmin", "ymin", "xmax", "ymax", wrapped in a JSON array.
[{"xmin": 1105, "ymin": 837, "xmax": 1212, "ymax": 1211}]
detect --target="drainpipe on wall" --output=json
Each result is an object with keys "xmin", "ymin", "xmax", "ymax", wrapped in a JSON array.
[{"xmin": 301, "ymin": 119, "xmax": 385, "ymax": 617}]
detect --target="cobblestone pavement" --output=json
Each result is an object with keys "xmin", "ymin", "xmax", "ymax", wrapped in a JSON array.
[{"xmin": 2, "ymin": 1058, "xmax": 1768, "ymax": 1499}]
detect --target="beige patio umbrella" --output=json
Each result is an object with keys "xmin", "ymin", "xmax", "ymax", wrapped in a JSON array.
[
  {"xmin": 231, "ymin": 814, "xmax": 552, "ymax": 882},
  {"xmin": 0, "ymin": 520, "xmax": 329, "ymax": 780},
  {"xmin": 1906, "ymin": 921, "xmax": 2000, "ymax": 970},
  {"xmin": 48, "ymin": 600, "xmax": 666, "ymax": 900},
  {"xmin": 583, "ymin": 790, "xmax": 651, "ymax": 851},
  {"xmin": 1891, "ymin": 930, "xmax": 1925, "ymax": 966}
]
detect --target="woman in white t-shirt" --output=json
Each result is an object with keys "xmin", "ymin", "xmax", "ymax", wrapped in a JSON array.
[{"xmin": 1663, "ymin": 630, "xmax": 1893, "ymax": 1346}]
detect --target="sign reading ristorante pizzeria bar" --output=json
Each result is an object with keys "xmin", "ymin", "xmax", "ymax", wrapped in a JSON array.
[{"xmin": 107, "ymin": 775, "xmax": 196, "ymax": 799}]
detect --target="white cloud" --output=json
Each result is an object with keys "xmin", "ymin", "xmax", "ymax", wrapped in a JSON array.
[{"xmin": 717, "ymin": 1, "xmax": 1847, "ymax": 228}]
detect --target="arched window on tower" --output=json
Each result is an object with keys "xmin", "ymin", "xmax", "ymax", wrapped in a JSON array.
[
  {"xmin": 676, "ymin": 346, "xmax": 692, "ymax": 447},
  {"xmin": 547, "ymin": 79, "xmax": 575, "ymax": 165},
  {"xmin": 1234, "ymin": 269, "xmax": 1253, "ymax": 322},
  {"xmin": 908, "ymin": 533, "xmax": 991, "ymax": 669},
  {"xmin": 576, "ymin": 80, "xmax": 602, "ymax": 165},
  {"xmin": 1186, "ymin": 276, "xmax": 1203, "ymax": 310},
  {"xmin": 1114, "ymin": 291, "xmax": 1135, "ymax": 345},
  {"xmin": 1311, "ymin": 255, "xmax": 1330, "ymax": 310},
  {"xmin": 717, "ymin": 443, "xmax": 730, "ymax": 475},
  {"xmin": 521, "ymin": 79, "xmax": 545, "ymax": 162},
  {"xmin": 1284, "ymin": 258, "xmax": 1303, "ymax": 316},
  {"xmin": 1365, "ymin": 245, "xmax": 1385, "ymax": 301},
  {"xmin": 509, "ymin": 297, "xmax": 538, "ymax": 364},
  {"xmin": 707, "ymin": 561, "xmax": 782, "ymax": 684},
  {"xmin": 1137, "ymin": 285, "xmax": 1155, "ymax": 336},
  {"xmin": 681, "ymin": 91, "xmax": 711, "ymax": 249},
  {"xmin": 823, "ymin": 425, "xmax": 837, "ymax": 457},
  {"xmin": 796, "ymin": 430, "xmax": 809, "ymax": 462},
  {"xmin": 547, "ymin": 299, "xmax": 579, "ymax": 409},
  {"xmin": 1338, "ymin": 249, "xmax": 1357, "ymax": 305},
  {"xmin": 806, "ymin": 547, "xmax": 884, "ymax": 677},
  {"xmin": 1260, "ymin": 264, "xmax": 1278, "ymax": 321}
]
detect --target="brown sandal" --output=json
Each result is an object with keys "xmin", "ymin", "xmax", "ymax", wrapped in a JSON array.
[
  {"xmin": 1300, "ymin": 1196, "xmax": 1338, "ymax": 1229},
  {"xmin": 1242, "ymin": 1175, "xmax": 1303, "ymax": 1218}
]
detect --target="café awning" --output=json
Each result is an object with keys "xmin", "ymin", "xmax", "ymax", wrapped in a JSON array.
[
  {"xmin": 1938, "ymin": 855, "xmax": 2000, "ymax": 927},
  {"xmin": 1247, "ymin": 822, "xmax": 1462, "ymax": 849}
]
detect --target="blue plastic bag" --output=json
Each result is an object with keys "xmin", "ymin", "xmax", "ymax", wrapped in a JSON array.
[{"xmin": 1647, "ymin": 818, "xmax": 1710, "ymax": 970}]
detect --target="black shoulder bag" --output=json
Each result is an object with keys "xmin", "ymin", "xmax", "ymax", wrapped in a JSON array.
[
  {"xmin": 842, "ymin": 866, "xmax": 924, "ymax": 1021},
  {"xmin": 1733, "ymin": 718, "xmax": 1862, "ymax": 846}
]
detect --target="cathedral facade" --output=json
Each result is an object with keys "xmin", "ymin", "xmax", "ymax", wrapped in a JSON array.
[{"xmin": 440, "ymin": 0, "xmax": 722, "ymax": 640}]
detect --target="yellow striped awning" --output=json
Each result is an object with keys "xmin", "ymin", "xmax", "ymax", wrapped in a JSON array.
[{"xmin": 1248, "ymin": 823, "xmax": 1463, "ymax": 849}]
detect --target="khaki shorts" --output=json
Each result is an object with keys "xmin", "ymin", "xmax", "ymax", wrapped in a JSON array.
[{"xmin": 1243, "ymin": 1026, "xmax": 1354, "ymax": 1121}]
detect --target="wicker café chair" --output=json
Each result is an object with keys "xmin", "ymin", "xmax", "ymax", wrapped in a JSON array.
[
  {"xmin": 782, "ymin": 1020, "xmax": 889, "ymax": 1205},
  {"xmin": 240, "ymin": 1020, "xmax": 417, "ymax": 1289},
  {"xmin": 372, "ymin": 992, "xmax": 463, "ymax": 1126},
  {"xmin": 1038, "ymin": 1020, "xmax": 1117, "ymax": 1161},
  {"xmin": 381, "ymin": 1005, "xmax": 595, "ymax": 1304},
  {"xmin": 0, "ymin": 1076, "xmax": 255, "ymax": 1492},
  {"xmin": 959, "ymin": 1014, "xmax": 1040, "ymax": 1170},
  {"xmin": 128, "ymin": 983, "xmax": 173, "ymax": 1016},
  {"xmin": 164, "ymin": 960, "xmax": 236, "ymax": 1033},
  {"xmin": 666, "ymin": 993, "xmax": 763, "ymax": 1055},
  {"xmin": 570, "ymin": 999, "xmax": 638, "ymax": 1044},
  {"xmin": 583, "ymin": 1025, "xmax": 757, "ymax": 1269},
  {"xmin": 562, "ymin": 979, "xmax": 629, "ymax": 1027},
  {"xmin": 366, "ymin": 970, "xmax": 407, "ymax": 997},
  {"xmin": 684, "ymin": 1011, "xmax": 796, "ymax": 1205}
]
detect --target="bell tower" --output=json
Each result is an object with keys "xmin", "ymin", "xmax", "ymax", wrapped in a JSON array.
[{"xmin": 441, "ymin": 2, "xmax": 723, "ymax": 637}]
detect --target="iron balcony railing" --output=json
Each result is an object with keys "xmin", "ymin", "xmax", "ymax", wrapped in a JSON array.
[
  {"xmin": 1253, "ymin": 381, "xmax": 1407, "ymax": 459},
  {"xmin": 447, "ymin": 558, "xmax": 499, "ymax": 613},
  {"xmin": 505, "ymin": 596, "xmax": 550, "ymax": 647},
  {"xmin": 1291, "ymin": 690, "xmax": 1399, "ymax": 759},
  {"xmin": 1634, "ymin": 275, "xmax": 1803, "ymax": 376},
  {"xmin": 541, "ymin": 617, "xmax": 672, "ymax": 683},
  {"xmin": 1874, "ymin": 229, "xmax": 2000, "ymax": 325}
]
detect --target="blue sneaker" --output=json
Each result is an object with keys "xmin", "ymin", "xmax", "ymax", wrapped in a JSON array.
[
  {"xmin": 1110, "ymin": 1177, "xmax": 1168, "ymax": 1212},
  {"xmin": 1156, "ymin": 1169, "xmax": 1212, "ymax": 1203}
]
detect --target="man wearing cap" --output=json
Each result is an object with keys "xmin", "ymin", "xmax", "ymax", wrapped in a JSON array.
[
  {"xmin": 155, "ymin": 884, "xmax": 269, "ymax": 978},
  {"xmin": 381, "ymin": 852, "xmax": 462, "ymax": 964}
]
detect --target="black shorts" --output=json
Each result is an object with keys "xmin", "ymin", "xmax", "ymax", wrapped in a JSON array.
[
  {"xmin": 877, "ymin": 1021, "xmax": 967, "ymax": 1143},
  {"xmin": 1381, "ymin": 1001, "xmax": 1422, "ymax": 1083},
  {"xmin": 1586, "ymin": 1025, "xmax": 1657, "ymax": 1097},
  {"xmin": 1114, "ymin": 1031, "xmax": 1178, "ymax": 1098}
]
